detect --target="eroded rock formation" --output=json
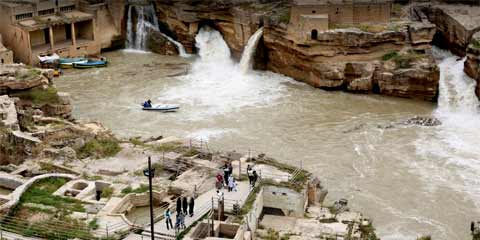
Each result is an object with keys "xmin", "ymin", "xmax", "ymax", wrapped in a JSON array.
[
  {"xmin": 465, "ymin": 32, "xmax": 480, "ymax": 97},
  {"xmin": 154, "ymin": 0, "xmax": 440, "ymax": 101}
]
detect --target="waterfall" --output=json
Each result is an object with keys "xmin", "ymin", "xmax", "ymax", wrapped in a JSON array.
[
  {"xmin": 126, "ymin": 4, "xmax": 189, "ymax": 57},
  {"xmin": 414, "ymin": 47, "xmax": 480, "ymax": 210},
  {"xmin": 435, "ymin": 48, "xmax": 480, "ymax": 114},
  {"xmin": 239, "ymin": 27, "xmax": 264, "ymax": 73},
  {"xmin": 156, "ymin": 27, "xmax": 292, "ymax": 120}
]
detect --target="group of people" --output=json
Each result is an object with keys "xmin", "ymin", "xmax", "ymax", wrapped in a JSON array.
[
  {"xmin": 164, "ymin": 196, "xmax": 195, "ymax": 232},
  {"xmin": 216, "ymin": 162, "xmax": 237, "ymax": 192}
]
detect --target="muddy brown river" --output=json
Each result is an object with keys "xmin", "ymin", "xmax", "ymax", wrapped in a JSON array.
[{"xmin": 54, "ymin": 40, "xmax": 480, "ymax": 240}]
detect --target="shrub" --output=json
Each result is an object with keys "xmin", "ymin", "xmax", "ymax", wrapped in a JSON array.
[
  {"xmin": 100, "ymin": 186, "xmax": 114, "ymax": 199},
  {"xmin": 15, "ymin": 68, "xmax": 41, "ymax": 81},
  {"xmin": 472, "ymin": 39, "xmax": 480, "ymax": 49},
  {"xmin": 88, "ymin": 218, "xmax": 99, "ymax": 230},
  {"xmin": 382, "ymin": 51, "xmax": 399, "ymax": 61},
  {"xmin": 121, "ymin": 184, "xmax": 149, "ymax": 194},
  {"xmin": 77, "ymin": 138, "xmax": 121, "ymax": 159},
  {"xmin": 11, "ymin": 86, "xmax": 60, "ymax": 106},
  {"xmin": 417, "ymin": 236, "xmax": 432, "ymax": 240}
]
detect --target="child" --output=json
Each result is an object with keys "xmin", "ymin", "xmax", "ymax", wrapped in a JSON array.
[
  {"xmin": 232, "ymin": 178, "xmax": 238, "ymax": 192},
  {"xmin": 227, "ymin": 175, "xmax": 234, "ymax": 192}
]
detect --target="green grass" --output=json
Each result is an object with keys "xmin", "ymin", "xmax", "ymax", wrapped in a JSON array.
[
  {"xmin": 88, "ymin": 218, "xmax": 99, "ymax": 230},
  {"xmin": 121, "ymin": 184, "xmax": 149, "ymax": 194},
  {"xmin": 77, "ymin": 138, "xmax": 121, "ymax": 159},
  {"xmin": 382, "ymin": 51, "xmax": 400, "ymax": 61},
  {"xmin": 152, "ymin": 142, "xmax": 183, "ymax": 152},
  {"xmin": 472, "ymin": 39, "xmax": 480, "ymax": 49},
  {"xmin": 417, "ymin": 236, "xmax": 431, "ymax": 240},
  {"xmin": 129, "ymin": 137, "xmax": 145, "ymax": 147},
  {"xmin": 100, "ymin": 186, "xmax": 114, "ymax": 199},
  {"xmin": 382, "ymin": 50, "xmax": 423, "ymax": 68},
  {"xmin": 18, "ymin": 177, "xmax": 85, "ymax": 212},
  {"xmin": 15, "ymin": 68, "xmax": 41, "ymax": 81},
  {"xmin": 11, "ymin": 86, "xmax": 60, "ymax": 106}
]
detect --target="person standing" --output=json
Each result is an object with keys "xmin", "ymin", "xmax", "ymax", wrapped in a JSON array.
[
  {"xmin": 182, "ymin": 196, "xmax": 188, "ymax": 215},
  {"xmin": 228, "ymin": 175, "xmax": 234, "ymax": 192},
  {"xmin": 188, "ymin": 197, "xmax": 195, "ymax": 217},
  {"xmin": 165, "ymin": 209, "xmax": 173, "ymax": 230},
  {"xmin": 215, "ymin": 173, "xmax": 223, "ymax": 190},
  {"xmin": 252, "ymin": 170, "xmax": 258, "ymax": 187},
  {"xmin": 223, "ymin": 163, "xmax": 229, "ymax": 186},
  {"xmin": 247, "ymin": 165, "xmax": 254, "ymax": 186},
  {"xmin": 228, "ymin": 162, "xmax": 233, "ymax": 177},
  {"xmin": 176, "ymin": 197, "xmax": 182, "ymax": 215}
]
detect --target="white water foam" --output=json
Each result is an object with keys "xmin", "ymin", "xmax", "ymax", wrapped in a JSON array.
[
  {"xmin": 239, "ymin": 27, "xmax": 264, "ymax": 73},
  {"xmin": 414, "ymin": 48, "xmax": 480, "ymax": 209},
  {"xmin": 157, "ymin": 27, "xmax": 292, "ymax": 120}
]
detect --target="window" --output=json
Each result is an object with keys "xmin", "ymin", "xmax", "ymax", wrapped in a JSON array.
[
  {"xmin": 1, "ymin": 59, "xmax": 4, "ymax": 64},
  {"xmin": 311, "ymin": 29, "xmax": 318, "ymax": 40},
  {"xmin": 312, "ymin": 10, "xmax": 316, "ymax": 14},
  {"xmin": 38, "ymin": 8, "xmax": 54, "ymax": 16},
  {"xmin": 15, "ymin": 13, "xmax": 33, "ymax": 20},
  {"xmin": 60, "ymin": 5, "xmax": 75, "ymax": 12},
  {"xmin": 336, "ymin": 8, "xmax": 339, "ymax": 14}
]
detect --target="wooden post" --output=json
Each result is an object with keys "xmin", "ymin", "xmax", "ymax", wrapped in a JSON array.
[{"xmin": 71, "ymin": 23, "xmax": 77, "ymax": 47}]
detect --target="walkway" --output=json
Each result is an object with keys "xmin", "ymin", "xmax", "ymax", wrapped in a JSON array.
[{"xmin": 127, "ymin": 181, "xmax": 251, "ymax": 240}]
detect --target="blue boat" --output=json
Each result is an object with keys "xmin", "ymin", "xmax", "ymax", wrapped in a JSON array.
[
  {"xmin": 73, "ymin": 60, "xmax": 108, "ymax": 69},
  {"xmin": 59, "ymin": 57, "xmax": 87, "ymax": 69},
  {"xmin": 142, "ymin": 104, "xmax": 179, "ymax": 112}
]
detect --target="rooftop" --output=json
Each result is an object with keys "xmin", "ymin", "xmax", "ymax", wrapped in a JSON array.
[{"xmin": 15, "ymin": 11, "xmax": 94, "ymax": 31}]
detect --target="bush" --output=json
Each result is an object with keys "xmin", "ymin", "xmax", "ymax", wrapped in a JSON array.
[
  {"xmin": 100, "ymin": 187, "xmax": 114, "ymax": 199},
  {"xmin": 382, "ymin": 51, "xmax": 399, "ymax": 61},
  {"xmin": 11, "ymin": 86, "xmax": 60, "ymax": 106},
  {"xmin": 472, "ymin": 39, "xmax": 480, "ymax": 49},
  {"xmin": 417, "ymin": 236, "xmax": 432, "ymax": 240},
  {"xmin": 15, "ymin": 68, "xmax": 41, "ymax": 81},
  {"xmin": 121, "ymin": 184, "xmax": 149, "ymax": 194},
  {"xmin": 88, "ymin": 218, "xmax": 99, "ymax": 230},
  {"xmin": 77, "ymin": 138, "xmax": 121, "ymax": 159}
]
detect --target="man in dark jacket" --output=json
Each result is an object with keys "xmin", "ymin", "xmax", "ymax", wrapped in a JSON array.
[
  {"xmin": 176, "ymin": 197, "xmax": 182, "ymax": 215},
  {"xmin": 188, "ymin": 197, "xmax": 195, "ymax": 217},
  {"xmin": 182, "ymin": 196, "xmax": 188, "ymax": 215}
]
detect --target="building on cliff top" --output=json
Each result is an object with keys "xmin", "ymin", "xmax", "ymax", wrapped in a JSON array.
[
  {"xmin": 0, "ymin": 0, "xmax": 101, "ymax": 65},
  {"xmin": 290, "ymin": 0, "xmax": 393, "ymax": 42},
  {"xmin": 0, "ymin": 34, "xmax": 14, "ymax": 65}
]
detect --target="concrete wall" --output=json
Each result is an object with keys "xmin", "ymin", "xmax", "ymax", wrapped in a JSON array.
[
  {"xmin": 76, "ymin": 20, "xmax": 95, "ymax": 40},
  {"xmin": 30, "ymin": 29, "xmax": 47, "ymax": 46},
  {"xmin": 53, "ymin": 25, "xmax": 68, "ymax": 42},
  {"xmin": 300, "ymin": 15, "xmax": 329, "ymax": 41},
  {"xmin": 262, "ymin": 185, "xmax": 307, "ymax": 218},
  {"xmin": 244, "ymin": 188, "xmax": 264, "ymax": 233}
]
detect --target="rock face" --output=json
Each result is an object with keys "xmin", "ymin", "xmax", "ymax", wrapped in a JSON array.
[
  {"xmin": 145, "ymin": 29, "xmax": 179, "ymax": 55},
  {"xmin": 465, "ymin": 32, "xmax": 480, "ymax": 98},
  {"xmin": 154, "ymin": 0, "xmax": 440, "ymax": 101},
  {"xmin": 412, "ymin": 4, "xmax": 480, "ymax": 56}
]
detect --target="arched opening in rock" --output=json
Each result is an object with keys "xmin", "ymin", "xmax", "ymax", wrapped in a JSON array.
[{"xmin": 311, "ymin": 29, "xmax": 318, "ymax": 40}]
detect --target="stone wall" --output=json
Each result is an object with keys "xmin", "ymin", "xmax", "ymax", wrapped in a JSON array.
[{"xmin": 262, "ymin": 185, "xmax": 307, "ymax": 217}]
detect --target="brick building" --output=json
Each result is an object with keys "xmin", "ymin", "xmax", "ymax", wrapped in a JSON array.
[
  {"xmin": 290, "ymin": 0, "xmax": 393, "ymax": 42},
  {"xmin": 0, "ymin": 0, "xmax": 101, "ymax": 65}
]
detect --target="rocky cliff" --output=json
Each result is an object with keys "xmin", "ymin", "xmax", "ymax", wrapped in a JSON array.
[
  {"xmin": 464, "ymin": 32, "xmax": 480, "ymax": 97},
  {"xmin": 153, "ymin": 0, "xmax": 440, "ymax": 101},
  {"xmin": 0, "ymin": 65, "xmax": 114, "ymax": 166}
]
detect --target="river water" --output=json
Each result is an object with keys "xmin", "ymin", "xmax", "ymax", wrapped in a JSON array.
[{"xmin": 54, "ymin": 30, "xmax": 479, "ymax": 240}]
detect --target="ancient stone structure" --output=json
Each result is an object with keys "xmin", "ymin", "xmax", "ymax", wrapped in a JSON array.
[
  {"xmin": 0, "ymin": 34, "xmax": 13, "ymax": 65},
  {"xmin": 289, "ymin": 0, "xmax": 393, "ymax": 43},
  {"xmin": 0, "ymin": 0, "xmax": 100, "ymax": 65}
]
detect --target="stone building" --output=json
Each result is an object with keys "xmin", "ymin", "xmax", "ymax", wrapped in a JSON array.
[
  {"xmin": 290, "ymin": 0, "xmax": 393, "ymax": 42},
  {"xmin": 0, "ymin": 35, "xmax": 14, "ymax": 64},
  {"xmin": 0, "ymin": 0, "xmax": 101, "ymax": 65}
]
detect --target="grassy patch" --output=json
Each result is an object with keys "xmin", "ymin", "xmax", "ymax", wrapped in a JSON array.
[
  {"xmin": 382, "ymin": 50, "xmax": 423, "ymax": 68},
  {"xmin": 417, "ymin": 236, "xmax": 431, "ymax": 240},
  {"xmin": 15, "ymin": 68, "xmax": 41, "ymax": 81},
  {"xmin": 129, "ymin": 137, "xmax": 145, "ymax": 147},
  {"xmin": 359, "ymin": 221, "xmax": 379, "ymax": 240},
  {"xmin": 77, "ymin": 138, "xmax": 121, "ymax": 159},
  {"xmin": 18, "ymin": 177, "xmax": 85, "ymax": 212},
  {"xmin": 121, "ymin": 184, "xmax": 149, "ymax": 195},
  {"xmin": 472, "ymin": 39, "xmax": 480, "ymax": 49},
  {"xmin": 11, "ymin": 86, "xmax": 60, "ymax": 106},
  {"xmin": 278, "ymin": 9, "xmax": 290, "ymax": 23},
  {"xmin": 382, "ymin": 51, "xmax": 399, "ymax": 61},
  {"xmin": 152, "ymin": 142, "xmax": 183, "ymax": 152},
  {"xmin": 88, "ymin": 218, "xmax": 99, "ymax": 230},
  {"xmin": 100, "ymin": 186, "xmax": 114, "ymax": 199}
]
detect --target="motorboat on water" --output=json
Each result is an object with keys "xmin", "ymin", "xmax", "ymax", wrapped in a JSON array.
[
  {"xmin": 73, "ymin": 60, "xmax": 108, "ymax": 69},
  {"xmin": 59, "ymin": 57, "xmax": 88, "ymax": 69},
  {"xmin": 142, "ymin": 104, "xmax": 180, "ymax": 112}
]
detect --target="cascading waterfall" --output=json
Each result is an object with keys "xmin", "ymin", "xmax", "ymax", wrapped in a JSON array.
[
  {"xmin": 157, "ymin": 27, "xmax": 293, "ymax": 120},
  {"xmin": 126, "ymin": 4, "xmax": 189, "ymax": 57},
  {"xmin": 414, "ymin": 47, "xmax": 480, "ymax": 211},
  {"xmin": 239, "ymin": 27, "xmax": 264, "ymax": 73}
]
